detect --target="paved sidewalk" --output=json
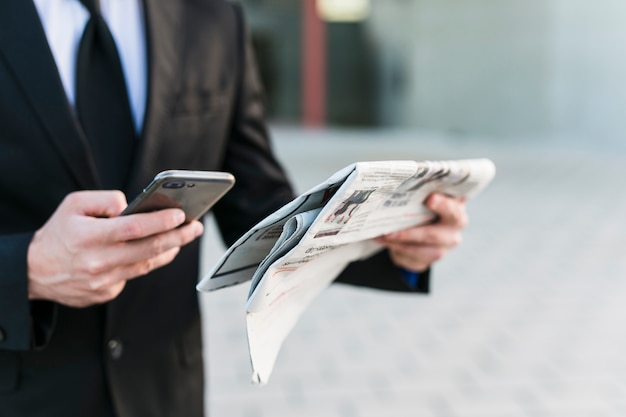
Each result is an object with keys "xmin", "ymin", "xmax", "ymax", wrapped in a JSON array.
[{"xmin": 200, "ymin": 127, "xmax": 626, "ymax": 417}]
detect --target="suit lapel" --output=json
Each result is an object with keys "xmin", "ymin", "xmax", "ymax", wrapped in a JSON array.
[
  {"xmin": 0, "ymin": 0, "xmax": 99, "ymax": 190},
  {"xmin": 126, "ymin": 0, "xmax": 185, "ymax": 194}
]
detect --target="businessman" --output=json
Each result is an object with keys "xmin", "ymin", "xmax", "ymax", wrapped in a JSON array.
[{"xmin": 0, "ymin": 1, "xmax": 467, "ymax": 416}]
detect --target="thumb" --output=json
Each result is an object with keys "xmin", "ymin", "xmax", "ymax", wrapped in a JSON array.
[{"xmin": 62, "ymin": 190, "xmax": 128, "ymax": 218}]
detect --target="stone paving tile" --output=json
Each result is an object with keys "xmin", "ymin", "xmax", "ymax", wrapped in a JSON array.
[{"xmin": 201, "ymin": 127, "xmax": 626, "ymax": 417}]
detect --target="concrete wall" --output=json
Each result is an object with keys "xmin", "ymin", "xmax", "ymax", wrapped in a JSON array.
[
  {"xmin": 368, "ymin": 0, "xmax": 626, "ymax": 144},
  {"xmin": 550, "ymin": 0, "xmax": 626, "ymax": 143}
]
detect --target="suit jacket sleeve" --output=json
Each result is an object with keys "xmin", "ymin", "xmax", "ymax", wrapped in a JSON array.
[
  {"xmin": 336, "ymin": 250, "xmax": 431, "ymax": 293},
  {"xmin": 211, "ymin": 4, "xmax": 295, "ymax": 245},
  {"xmin": 212, "ymin": 4, "xmax": 431, "ymax": 294},
  {"xmin": 0, "ymin": 233, "xmax": 54, "ymax": 351}
]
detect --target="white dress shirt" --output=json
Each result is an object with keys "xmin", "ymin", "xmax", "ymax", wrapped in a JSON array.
[{"xmin": 33, "ymin": 0, "xmax": 147, "ymax": 132}]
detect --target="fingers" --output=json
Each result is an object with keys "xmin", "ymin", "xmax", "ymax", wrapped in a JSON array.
[
  {"xmin": 380, "ymin": 223, "xmax": 463, "ymax": 248},
  {"xmin": 384, "ymin": 245, "xmax": 445, "ymax": 273},
  {"xmin": 96, "ymin": 220, "xmax": 204, "ymax": 273},
  {"xmin": 425, "ymin": 193, "xmax": 468, "ymax": 228},
  {"xmin": 62, "ymin": 190, "xmax": 128, "ymax": 218},
  {"xmin": 27, "ymin": 190, "xmax": 205, "ymax": 308},
  {"xmin": 55, "ymin": 280, "xmax": 129, "ymax": 308},
  {"xmin": 87, "ymin": 247, "xmax": 182, "ymax": 295},
  {"xmin": 106, "ymin": 208, "xmax": 188, "ymax": 242},
  {"xmin": 63, "ymin": 191, "xmax": 191, "ymax": 244},
  {"xmin": 73, "ymin": 221, "xmax": 202, "ymax": 306},
  {"xmin": 73, "ymin": 246, "xmax": 181, "ymax": 307},
  {"xmin": 374, "ymin": 193, "xmax": 468, "ymax": 272},
  {"xmin": 375, "ymin": 227, "xmax": 460, "ymax": 272},
  {"xmin": 29, "ymin": 221, "xmax": 202, "ymax": 308}
]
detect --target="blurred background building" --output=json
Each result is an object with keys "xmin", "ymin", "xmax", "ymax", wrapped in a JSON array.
[
  {"xmin": 239, "ymin": 0, "xmax": 626, "ymax": 147},
  {"xmin": 202, "ymin": 2, "xmax": 626, "ymax": 416}
]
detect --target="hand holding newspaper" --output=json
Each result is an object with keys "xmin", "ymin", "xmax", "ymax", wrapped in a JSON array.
[{"xmin": 197, "ymin": 158, "xmax": 496, "ymax": 384}]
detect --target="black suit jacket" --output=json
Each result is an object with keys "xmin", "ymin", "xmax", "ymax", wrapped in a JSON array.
[{"xmin": 0, "ymin": 1, "xmax": 429, "ymax": 416}]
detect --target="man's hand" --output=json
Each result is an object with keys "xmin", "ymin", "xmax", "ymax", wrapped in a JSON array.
[
  {"xmin": 374, "ymin": 193, "xmax": 468, "ymax": 272},
  {"xmin": 27, "ymin": 190, "xmax": 204, "ymax": 308}
]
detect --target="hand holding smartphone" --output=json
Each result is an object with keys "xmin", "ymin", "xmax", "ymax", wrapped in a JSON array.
[{"xmin": 121, "ymin": 170, "xmax": 235, "ymax": 223}]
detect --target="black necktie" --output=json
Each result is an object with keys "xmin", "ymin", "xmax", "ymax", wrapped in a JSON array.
[{"xmin": 75, "ymin": 0, "xmax": 136, "ymax": 190}]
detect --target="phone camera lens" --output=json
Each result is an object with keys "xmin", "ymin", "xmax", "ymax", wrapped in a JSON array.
[{"xmin": 163, "ymin": 181, "xmax": 185, "ymax": 189}]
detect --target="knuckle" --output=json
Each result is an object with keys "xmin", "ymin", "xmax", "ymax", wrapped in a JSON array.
[
  {"xmin": 151, "ymin": 248, "xmax": 180, "ymax": 273},
  {"xmin": 86, "ymin": 273, "xmax": 114, "ymax": 291},
  {"xmin": 132, "ymin": 246, "xmax": 180, "ymax": 279},
  {"xmin": 158, "ymin": 248, "xmax": 179, "ymax": 267},
  {"xmin": 458, "ymin": 212, "xmax": 469, "ymax": 228},
  {"xmin": 448, "ymin": 232, "xmax": 463, "ymax": 248},
  {"xmin": 181, "ymin": 225, "xmax": 199, "ymax": 244},
  {"xmin": 93, "ymin": 291, "xmax": 110, "ymax": 304},
  {"xmin": 111, "ymin": 190, "xmax": 127, "ymax": 206},
  {"xmin": 63, "ymin": 239, "xmax": 82, "ymax": 258},
  {"xmin": 63, "ymin": 191, "xmax": 81, "ymax": 206},
  {"xmin": 164, "ymin": 211, "xmax": 185, "ymax": 230},
  {"xmin": 431, "ymin": 248, "xmax": 446, "ymax": 262},
  {"xmin": 148, "ymin": 236, "xmax": 166, "ymax": 257},
  {"xmin": 108, "ymin": 282, "xmax": 125, "ymax": 298},
  {"xmin": 82, "ymin": 256, "xmax": 109, "ymax": 276},
  {"xmin": 107, "ymin": 191, "xmax": 128, "ymax": 215},
  {"xmin": 136, "ymin": 258, "xmax": 155, "ymax": 277},
  {"xmin": 96, "ymin": 282, "xmax": 125, "ymax": 303},
  {"xmin": 423, "ymin": 228, "xmax": 439, "ymax": 245},
  {"xmin": 120, "ymin": 220, "xmax": 144, "ymax": 241},
  {"xmin": 87, "ymin": 278, "xmax": 105, "ymax": 291}
]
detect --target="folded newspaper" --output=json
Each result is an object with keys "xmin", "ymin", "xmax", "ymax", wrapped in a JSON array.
[{"xmin": 197, "ymin": 158, "xmax": 496, "ymax": 384}]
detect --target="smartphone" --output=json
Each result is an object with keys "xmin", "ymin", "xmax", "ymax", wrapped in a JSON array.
[{"xmin": 121, "ymin": 170, "xmax": 235, "ymax": 222}]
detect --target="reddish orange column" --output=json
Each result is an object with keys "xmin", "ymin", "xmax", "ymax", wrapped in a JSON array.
[{"xmin": 302, "ymin": 0, "xmax": 326, "ymax": 127}]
